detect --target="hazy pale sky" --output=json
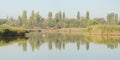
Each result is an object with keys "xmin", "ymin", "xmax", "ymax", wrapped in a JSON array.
[{"xmin": 0, "ymin": 0, "xmax": 119, "ymax": 18}]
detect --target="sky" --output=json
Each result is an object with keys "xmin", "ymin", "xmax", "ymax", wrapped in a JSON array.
[{"xmin": 0, "ymin": 0, "xmax": 120, "ymax": 19}]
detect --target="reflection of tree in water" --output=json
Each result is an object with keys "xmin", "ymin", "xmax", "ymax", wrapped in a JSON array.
[
  {"xmin": 85, "ymin": 35, "xmax": 120, "ymax": 49},
  {"xmin": 0, "ymin": 37, "xmax": 28, "ymax": 52},
  {"xmin": 26, "ymin": 33, "xmax": 87, "ymax": 51},
  {"xmin": 105, "ymin": 37, "xmax": 120, "ymax": 49},
  {"xmin": 19, "ymin": 40, "xmax": 27, "ymax": 52},
  {"xmin": 86, "ymin": 42, "xmax": 89, "ymax": 51},
  {"xmin": 26, "ymin": 32, "xmax": 44, "ymax": 51},
  {"xmin": 1, "ymin": 33, "xmax": 119, "ymax": 52}
]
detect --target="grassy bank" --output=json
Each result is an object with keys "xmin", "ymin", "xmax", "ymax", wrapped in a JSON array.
[
  {"xmin": 41, "ymin": 25, "xmax": 120, "ymax": 36},
  {"xmin": 1, "ymin": 25, "xmax": 119, "ymax": 36},
  {"xmin": 85, "ymin": 25, "xmax": 120, "ymax": 36},
  {"xmin": 0, "ymin": 25, "xmax": 28, "ymax": 36},
  {"xmin": 41, "ymin": 28, "xmax": 84, "ymax": 34}
]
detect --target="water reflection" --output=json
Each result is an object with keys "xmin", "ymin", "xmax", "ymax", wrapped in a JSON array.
[
  {"xmin": 0, "ymin": 37, "xmax": 28, "ymax": 47},
  {"xmin": 85, "ymin": 35, "xmax": 120, "ymax": 49},
  {"xmin": 0, "ymin": 32, "xmax": 120, "ymax": 52},
  {"xmin": 25, "ymin": 32, "xmax": 85, "ymax": 51},
  {"xmin": 25, "ymin": 32, "xmax": 120, "ymax": 51}
]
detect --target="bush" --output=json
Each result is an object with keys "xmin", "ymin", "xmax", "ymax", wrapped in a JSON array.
[{"xmin": 0, "ymin": 25, "xmax": 27, "ymax": 36}]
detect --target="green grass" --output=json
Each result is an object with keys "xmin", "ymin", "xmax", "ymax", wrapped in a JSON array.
[
  {"xmin": 85, "ymin": 25, "xmax": 120, "ymax": 35},
  {"xmin": 0, "ymin": 25, "xmax": 28, "ymax": 36}
]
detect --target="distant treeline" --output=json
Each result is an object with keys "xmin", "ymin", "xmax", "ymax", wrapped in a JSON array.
[{"xmin": 0, "ymin": 10, "xmax": 120, "ymax": 29}]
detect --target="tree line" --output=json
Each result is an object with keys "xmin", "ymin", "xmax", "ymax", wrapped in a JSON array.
[{"xmin": 0, "ymin": 10, "xmax": 120, "ymax": 29}]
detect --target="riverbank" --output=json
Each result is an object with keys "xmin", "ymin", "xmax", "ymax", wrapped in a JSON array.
[
  {"xmin": 41, "ymin": 28, "xmax": 84, "ymax": 34},
  {"xmin": 84, "ymin": 25, "xmax": 120, "ymax": 36},
  {"xmin": 0, "ymin": 25, "xmax": 28, "ymax": 36},
  {"xmin": 41, "ymin": 25, "xmax": 120, "ymax": 36},
  {"xmin": 0, "ymin": 25, "xmax": 120, "ymax": 36}
]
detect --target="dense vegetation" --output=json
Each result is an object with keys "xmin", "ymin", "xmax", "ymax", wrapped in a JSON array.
[
  {"xmin": 0, "ymin": 10, "xmax": 119, "ymax": 29},
  {"xmin": 0, "ymin": 10, "xmax": 120, "ymax": 35},
  {"xmin": 85, "ymin": 25, "xmax": 120, "ymax": 35},
  {"xmin": 0, "ymin": 25, "xmax": 28, "ymax": 36}
]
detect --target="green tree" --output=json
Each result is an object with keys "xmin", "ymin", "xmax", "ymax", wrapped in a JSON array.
[
  {"xmin": 77, "ymin": 11, "xmax": 80, "ymax": 20},
  {"xmin": 22, "ymin": 10, "xmax": 27, "ymax": 27},
  {"xmin": 22, "ymin": 10, "xmax": 27, "ymax": 22},
  {"xmin": 107, "ymin": 12, "xmax": 118, "ymax": 25},
  {"xmin": 34, "ymin": 12, "xmax": 42, "ymax": 26},
  {"xmin": 48, "ymin": 12, "xmax": 52, "ymax": 20},
  {"xmin": 17, "ymin": 16, "xmax": 22, "ymax": 26},
  {"xmin": 54, "ymin": 11, "xmax": 62, "ymax": 22},
  {"xmin": 63, "ymin": 12, "xmax": 65, "ymax": 20},
  {"xmin": 86, "ymin": 11, "xmax": 90, "ymax": 20},
  {"xmin": 54, "ymin": 12, "xmax": 59, "ymax": 22},
  {"xmin": 29, "ymin": 10, "xmax": 35, "ymax": 26},
  {"xmin": 59, "ymin": 11, "xmax": 62, "ymax": 20},
  {"xmin": 115, "ymin": 14, "xmax": 118, "ymax": 24},
  {"xmin": 47, "ymin": 20, "xmax": 56, "ymax": 28}
]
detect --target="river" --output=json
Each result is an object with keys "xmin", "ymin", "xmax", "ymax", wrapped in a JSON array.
[{"xmin": 0, "ymin": 32, "xmax": 120, "ymax": 60}]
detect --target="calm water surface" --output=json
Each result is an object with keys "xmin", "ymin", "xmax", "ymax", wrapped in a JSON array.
[{"xmin": 0, "ymin": 32, "xmax": 120, "ymax": 60}]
